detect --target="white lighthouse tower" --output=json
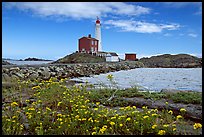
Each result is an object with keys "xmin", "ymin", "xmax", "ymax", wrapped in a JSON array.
[{"xmin": 95, "ymin": 17, "xmax": 102, "ymax": 51}]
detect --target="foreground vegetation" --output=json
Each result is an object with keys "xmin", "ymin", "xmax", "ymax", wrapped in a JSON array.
[{"xmin": 2, "ymin": 75, "xmax": 202, "ymax": 135}]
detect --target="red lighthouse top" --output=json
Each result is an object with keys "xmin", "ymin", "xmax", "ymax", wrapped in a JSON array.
[{"xmin": 96, "ymin": 16, "xmax": 100, "ymax": 24}]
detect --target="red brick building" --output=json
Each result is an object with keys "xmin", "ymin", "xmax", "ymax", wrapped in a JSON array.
[
  {"xmin": 125, "ymin": 53, "xmax": 137, "ymax": 61},
  {"xmin": 78, "ymin": 34, "xmax": 99, "ymax": 53}
]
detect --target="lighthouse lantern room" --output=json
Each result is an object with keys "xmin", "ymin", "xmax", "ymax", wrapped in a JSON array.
[{"xmin": 95, "ymin": 17, "xmax": 102, "ymax": 51}]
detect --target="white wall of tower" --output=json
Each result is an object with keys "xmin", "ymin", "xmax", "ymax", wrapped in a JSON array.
[{"xmin": 95, "ymin": 23, "xmax": 102, "ymax": 51}]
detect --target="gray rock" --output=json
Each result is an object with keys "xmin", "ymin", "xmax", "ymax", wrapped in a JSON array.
[
  {"xmin": 2, "ymin": 73, "xmax": 11, "ymax": 81},
  {"xmin": 14, "ymin": 72, "xmax": 25, "ymax": 79},
  {"xmin": 122, "ymin": 97, "xmax": 202, "ymax": 122},
  {"xmin": 29, "ymin": 72, "xmax": 39, "ymax": 80},
  {"xmin": 160, "ymin": 89, "xmax": 192, "ymax": 93},
  {"xmin": 10, "ymin": 67, "xmax": 20, "ymax": 72}
]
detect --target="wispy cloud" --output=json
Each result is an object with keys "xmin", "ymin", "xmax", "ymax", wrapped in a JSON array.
[
  {"xmin": 163, "ymin": 33, "xmax": 172, "ymax": 37},
  {"xmin": 104, "ymin": 20, "xmax": 180, "ymax": 33},
  {"xmin": 4, "ymin": 2, "xmax": 151, "ymax": 20},
  {"xmin": 188, "ymin": 33, "xmax": 197, "ymax": 38}
]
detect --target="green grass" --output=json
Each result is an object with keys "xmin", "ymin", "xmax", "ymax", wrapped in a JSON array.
[{"xmin": 87, "ymin": 87, "xmax": 202, "ymax": 107}]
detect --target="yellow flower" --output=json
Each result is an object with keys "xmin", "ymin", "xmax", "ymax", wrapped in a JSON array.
[
  {"xmin": 46, "ymin": 107, "xmax": 51, "ymax": 111},
  {"xmin": 92, "ymin": 132, "xmax": 96, "ymax": 135},
  {"xmin": 38, "ymin": 100, "xmax": 42, "ymax": 103},
  {"xmin": 163, "ymin": 124, "xmax": 169, "ymax": 128},
  {"xmin": 94, "ymin": 119, "xmax": 99, "ymax": 123},
  {"xmin": 96, "ymin": 102, "xmax": 100, "ymax": 105},
  {"xmin": 25, "ymin": 100, "xmax": 30, "ymax": 103},
  {"xmin": 110, "ymin": 121, "xmax": 115, "ymax": 126},
  {"xmin": 133, "ymin": 106, "xmax": 136, "ymax": 109},
  {"xmin": 176, "ymin": 115, "xmax": 182, "ymax": 120},
  {"xmin": 111, "ymin": 117, "xmax": 116, "ymax": 120},
  {"xmin": 152, "ymin": 113, "xmax": 157, "ymax": 117},
  {"xmin": 193, "ymin": 123, "xmax": 202, "ymax": 129},
  {"xmin": 57, "ymin": 118, "xmax": 63, "ymax": 121},
  {"xmin": 154, "ymin": 109, "xmax": 158, "ymax": 113},
  {"xmin": 152, "ymin": 124, "xmax": 157, "ymax": 129},
  {"xmin": 173, "ymin": 128, "xmax": 176, "ymax": 131},
  {"xmin": 180, "ymin": 108, "xmax": 186, "ymax": 112},
  {"xmin": 143, "ymin": 115, "xmax": 149, "ymax": 119},
  {"xmin": 119, "ymin": 124, "xmax": 123, "ymax": 127},
  {"xmin": 99, "ymin": 126, "xmax": 107, "ymax": 133},
  {"xmin": 82, "ymin": 118, "xmax": 86, "ymax": 121},
  {"xmin": 20, "ymin": 124, "xmax": 24, "ymax": 130},
  {"xmin": 32, "ymin": 85, "xmax": 41, "ymax": 90},
  {"xmin": 168, "ymin": 110, "xmax": 173, "ymax": 115},
  {"xmin": 57, "ymin": 113, "xmax": 62, "ymax": 117},
  {"xmin": 88, "ymin": 117, "xmax": 92, "ymax": 121},
  {"xmin": 94, "ymin": 108, "xmax": 98, "ymax": 111},
  {"xmin": 11, "ymin": 102, "xmax": 18, "ymax": 107},
  {"xmin": 12, "ymin": 116, "xmax": 17, "ymax": 119},
  {"xmin": 28, "ymin": 107, "xmax": 35, "ymax": 111},
  {"xmin": 57, "ymin": 102, "xmax": 62, "ymax": 106},
  {"xmin": 142, "ymin": 106, "xmax": 147, "ymax": 109},
  {"xmin": 119, "ymin": 107, "xmax": 125, "ymax": 110},
  {"xmin": 172, "ymin": 124, "xmax": 176, "ymax": 127},
  {"xmin": 158, "ymin": 130, "xmax": 166, "ymax": 135},
  {"xmin": 126, "ymin": 117, "xmax": 131, "ymax": 121},
  {"xmin": 107, "ymin": 74, "xmax": 113, "ymax": 80},
  {"xmin": 165, "ymin": 102, "xmax": 168, "ymax": 105}
]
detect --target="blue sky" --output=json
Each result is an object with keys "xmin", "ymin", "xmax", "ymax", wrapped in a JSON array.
[{"xmin": 2, "ymin": 2, "xmax": 202, "ymax": 60}]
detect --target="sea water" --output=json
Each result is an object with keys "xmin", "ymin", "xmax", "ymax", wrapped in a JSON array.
[
  {"xmin": 4, "ymin": 60, "xmax": 53, "ymax": 65},
  {"xmin": 71, "ymin": 68, "xmax": 202, "ymax": 92}
]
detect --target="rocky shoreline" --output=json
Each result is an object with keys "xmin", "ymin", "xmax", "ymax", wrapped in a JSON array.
[{"xmin": 2, "ymin": 61, "xmax": 144, "ymax": 81}]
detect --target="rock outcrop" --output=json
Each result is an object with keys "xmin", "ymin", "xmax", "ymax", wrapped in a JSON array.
[
  {"xmin": 139, "ymin": 54, "xmax": 202, "ymax": 68},
  {"xmin": 2, "ymin": 60, "xmax": 13, "ymax": 65},
  {"xmin": 24, "ymin": 57, "xmax": 53, "ymax": 61},
  {"xmin": 2, "ymin": 61, "xmax": 144, "ymax": 81}
]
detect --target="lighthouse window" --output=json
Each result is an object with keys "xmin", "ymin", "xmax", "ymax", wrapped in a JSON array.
[
  {"xmin": 92, "ymin": 41, "xmax": 94, "ymax": 45},
  {"xmin": 95, "ymin": 41, "xmax": 97, "ymax": 45}
]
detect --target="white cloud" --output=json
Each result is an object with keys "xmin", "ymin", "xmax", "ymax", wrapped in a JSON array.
[
  {"xmin": 4, "ymin": 2, "xmax": 151, "ymax": 20},
  {"xmin": 104, "ymin": 20, "xmax": 180, "ymax": 33},
  {"xmin": 163, "ymin": 33, "xmax": 172, "ymax": 37},
  {"xmin": 188, "ymin": 33, "xmax": 197, "ymax": 38}
]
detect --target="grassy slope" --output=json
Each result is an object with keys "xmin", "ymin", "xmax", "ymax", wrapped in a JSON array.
[{"xmin": 53, "ymin": 52, "xmax": 106, "ymax": 64}]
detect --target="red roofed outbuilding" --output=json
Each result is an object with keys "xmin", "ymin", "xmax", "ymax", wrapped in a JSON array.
[{"xmin": 125, "ymin": 53, "xmax": 137, "ymax": 61}]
